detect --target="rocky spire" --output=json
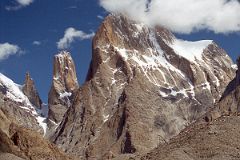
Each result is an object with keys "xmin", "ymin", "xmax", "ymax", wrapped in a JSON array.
[
  {"xmin": 48, "ymin": 51, "xmax": 79, "ymax": 126},
  {"xmin": 22, "ymin": 72, "xmax": 42, "ymax": 109},
  {"xmin": 51, "ymin": 51, "xmax": 79, "ymax": 93}
]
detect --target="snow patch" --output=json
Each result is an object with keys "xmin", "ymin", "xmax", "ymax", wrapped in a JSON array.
[
  {"xmin": 159, "ymin": 87, "xmax": 188, "ymax": 99},
  {"xmin": 36, "ymin": 116, "xmax": 47, "ymax": 135},
  {"xmin": 53, "ymin": 75, "xmax": 60, "ymax": 81},
  {"xmin": 202, "ymin": 82, "xmax": 211, "ymax": 91},
  {"xmin": 59, "ymin": 91, "xmax": 72, "ymax": 99},
  {"xmin": 232, "ymin": 64, "xmax": 238, "ymax": 70},
  {"xmin": 103, "ymin": 114, "xmax": 109, "ymax": 122},
  {"xmin": 115, "ymin": 47, "xmax": 128, "ymax": 60},
  {"xmin": 134, "ymin": 23, "xmax": 144, "ymax": 31},
  {"xmin": 55, "ymin": 51, "xmax": 70, "ymax": 58},
  {"xmin": 159, "ymin": 91, "xmax": 168, "ymax": 97},
  {"xmin": 169, "ymin": 39, "xmax": 213, "ymax": 62}
]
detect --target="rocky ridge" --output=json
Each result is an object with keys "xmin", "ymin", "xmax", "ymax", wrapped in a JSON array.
[{"xmin": 0, "ymin": 73, "xmax": 46, "ymax": 134}]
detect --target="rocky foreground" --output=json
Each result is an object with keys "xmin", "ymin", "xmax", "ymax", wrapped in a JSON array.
[{"xmin": 0, "ymin": 109, "xmax": 74, "ymax": 160}]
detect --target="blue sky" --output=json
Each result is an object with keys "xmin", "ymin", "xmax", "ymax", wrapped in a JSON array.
[{"xmin": 0, "ymin": 0, "xmax": 239, "ymax": 102}]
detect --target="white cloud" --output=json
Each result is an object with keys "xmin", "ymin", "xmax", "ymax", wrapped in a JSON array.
[
  {"xmin": 17, "ymin": 0, "xmax": 33, "ymax": 5},
  {"xmin": 57, "ymin": 27, "xmax": 95, "ymax": 49},
  {"xmin": 97, "ymin": 15, "xmax": 104, "ymax": 19},
  {"xmin": 32, "ymin": 41, "xmax": 41, "ymax": 46},
  {"xmin": 0, "ymin": 43, "xmax": 22, "ymax": 60},
  {"xmin": 6, "ymin": 0, "xmax": 34, "ymax": 11},
  {"xmin": 99, "ymin": 0, "xmax": 240, "ymax": 34}
]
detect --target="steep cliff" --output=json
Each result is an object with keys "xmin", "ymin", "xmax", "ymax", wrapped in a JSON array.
[
  {"xmin": 51, "ymin": 14, "xmax": 235, "ymax": 159},
  {"xmin": 204, "ymin": 57, "xmax": 240, "ymax": 121}
]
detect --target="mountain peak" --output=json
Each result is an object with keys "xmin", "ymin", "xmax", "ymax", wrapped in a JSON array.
[
  {"xmin": 55, "ymin": 50, "xmax": 71, "ymax": 58},
  {"xmin": 0, "ymin": 13, "xmax": 238, "ymax": 160},
  {"xmin": 52, "ymin": 51, "xmax": 78, "ymax": 91},
  {"xmin": 22, "ymin": 72, "xmax": 42, "ymax": 109},
  {"xmin": 48, "ymin": 51, "xmax": 79, "ymax": 125},
  {"xmin": 52, "ymin": 14, "xmax": 235, "ymax": 158}
]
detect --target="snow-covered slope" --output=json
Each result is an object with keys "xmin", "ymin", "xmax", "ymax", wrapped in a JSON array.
[
  {"xmin": 0, "ymin": 73, "xmax": 47, "ymax": 135},
  {"xmin": 107, "ymin": 30, "xmax": 231, "ymax": 101},
  {"xmin": 169, "ymin": 39, "xmax": 213, "ymax": 62},
  {"xmin": 0, "ymin": 73, "xmax": 29, "ymax": 103}
]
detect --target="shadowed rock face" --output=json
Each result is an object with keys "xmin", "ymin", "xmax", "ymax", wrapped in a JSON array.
[
  {"xmin": 22, "ymin": 72, "xmax": 42, "ymax": 109},
  {"xmin": 219, "ymin": 57, "xmax": 240, "ymax": 114},
  {"xmin": 48, "ymin": 51, "xmax": 79, "ymax": 126},
  {"xmin": 51, "ymin": 14, "xmax": 235, "ymax": 159},
  {"xmin": 205, "ymin": 57, "xmax": 240, "ymax": 121},
  {"xmin": 237, "ymin": 57, "xmax": 240, "ymax": 84}
]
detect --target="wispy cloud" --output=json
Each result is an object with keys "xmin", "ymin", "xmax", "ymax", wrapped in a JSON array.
[
  {"xmin": 57, "ymin": 27, "xmax": 95, "ymax": 49},
  {"xmin": 65, "ymin": 6, "xmax": 78, "ymax": 9},
  {"xmin": 100, "ymin": 0, "xmax": 240, "ymax": 34},
  {"xmin": 0, "ymin": 43, "xmax": 23, "ymax": 61},
  {"xmin": 32, "ymin": 41, "xmax": 41, "ymax": 46},
  {"xmin": 97, "ymin": 15, "xmax": 104, "ymax": 20},
  {"xmin": 6, "ymin": 0, "xmax": 34, "ymax": 11}
]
